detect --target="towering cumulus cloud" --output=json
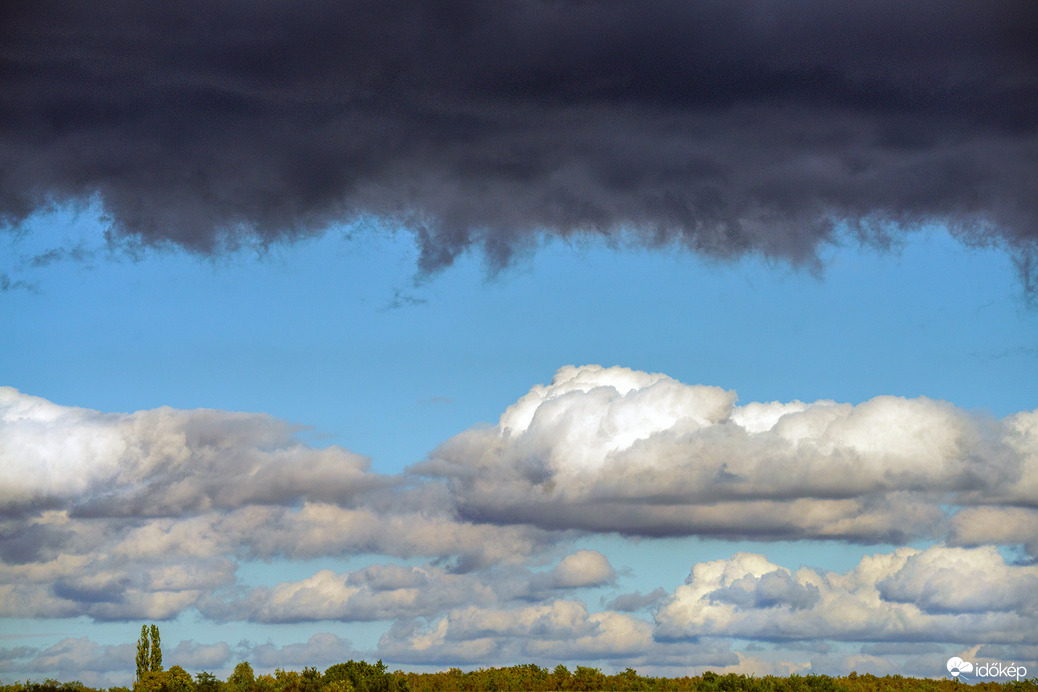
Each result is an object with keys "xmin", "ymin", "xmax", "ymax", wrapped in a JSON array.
[
  {"xmin": 2, "ymin": 1, "xmax": 1036, "ymax": 275},
  {"xmin": 417, "ymin": 365, "xmax": 1038, "ymax": 550}
]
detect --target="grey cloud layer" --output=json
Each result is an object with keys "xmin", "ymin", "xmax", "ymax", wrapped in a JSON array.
[
  {"xmin": 376, "ymin": 545, "xmax": 1038, "ymax": 671},
  {"xmin": 418, "ymin": 365, "xmax": 1038, "ymax": 547},
  {"xmin": 2, "ymin": 372, "xmax": 1038, "ymax": 678},
  {"xmin": 2, "ymin": 1, "xmax": 1036, "ymax": 275},
  {"xmin": 202, "ymin": 549, "xmax": 615, "ymax": 624},
  {"xmin": 7, "ymin": 545, "xmax": 1037, "ymax": 682},
  {"xmin": 0, "ymin": 387, "xmax": 554, "ymax": 621}
]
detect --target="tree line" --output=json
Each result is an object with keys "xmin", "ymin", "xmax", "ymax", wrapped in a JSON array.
[{"xmin": 4, "ymin": 666, "xmax": 1037, "ymax": 692}]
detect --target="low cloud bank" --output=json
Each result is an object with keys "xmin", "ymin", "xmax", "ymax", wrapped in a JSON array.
[
  {"xmin": 417, "ymin": 365, "xmax": 1038, "ymax": 549},
  {"xmin": 2, "ymin": 547, "xmax": 1035, "ymax": 681}
]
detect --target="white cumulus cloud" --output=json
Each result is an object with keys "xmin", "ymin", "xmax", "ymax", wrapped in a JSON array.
[
  {"xmin": 0, "ymin": 386, "xmax": 385, "ymax": 515},
  {"xmin": 654, "ymin": 545, "xmax": 1038, "ymax": 644},
  {"xmin": 416, "ymin": 365, "xmax": 1035, "ymax": 548}
]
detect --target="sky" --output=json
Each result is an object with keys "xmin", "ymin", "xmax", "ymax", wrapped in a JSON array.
[{"xmin": 2, "ymin": 0, "xmax": 1038, "ymax": 686}]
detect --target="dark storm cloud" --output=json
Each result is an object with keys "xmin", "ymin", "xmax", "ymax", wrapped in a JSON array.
[{"xmin": 2, "ymin": 0, "xmax": 1036, "ymax": 273}]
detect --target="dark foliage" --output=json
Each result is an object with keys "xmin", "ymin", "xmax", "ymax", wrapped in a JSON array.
[{"xmin": 4, "ymin": 662, "xmax": 1036, "ymax": 692}]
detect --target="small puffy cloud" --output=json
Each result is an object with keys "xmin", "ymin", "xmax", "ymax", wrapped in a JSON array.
[
  {"xmin": 654, "ymin": 545, "xmax": 1038, "ymax": 644},
  {"xmin": 547, "ymin": 550, "xmax": 616, "ymax": 589},
  {"xmin": 206, "ymin": 565, "xmax": 494, "ymax": 623},
  {"xmin": 479, "ymin": 551, "xmax": 620, "ymax": 603},
  {"xmin": 4, "ymin": 637, "xmax": 133, "ymax": 674},
  {"xmin": 449, "ymin": 600, "xmax": 598, "ymax": 640},
  {"xmin": 687, "ymin": 652, "xmax": 811, "ymax": 678},
  {"xmin": 523, "ymin": 610, "xmax": 653, "ymax": 660},
  {"xmin": 378, "ymin": 600, "xmax": 654, "ymax": 664},
  {"xmin": 416, "ymin": 365, "xmax": 1033, "ymax": 544},
  {"xmin": 244, "ymin": 633, "xmax": 359, "ymax": 670},
  {"xmin": 0, "ymin": 645, "xmax": 37, "ymax": 665},
  {"xmin": 167, "ymin": 640, "xmax": 233, "ymax": 670},
  {"xmin": 210, "ymin": 550, "xmax": 617, "ymax": 625}
]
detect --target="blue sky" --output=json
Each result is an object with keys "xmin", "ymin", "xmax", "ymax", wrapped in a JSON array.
[
  {"xmin": 3, "ymin": 1, "xmax": 1038, "ymax": 686},
  {"xmin": 6, "ymin": 204, "xmax": 1035, "ymax": 469}
]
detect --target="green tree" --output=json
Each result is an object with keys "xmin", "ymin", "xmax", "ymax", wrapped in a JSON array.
[
  {"xmin": 299, "ymin": 669, "xmax": 322, "ymax": 692},
  {"xmin": 274, "ymin": 669, "xmax": 299, "ymax": 692},
  {"xmin": 195, "ymin": 673, "xmax": 222, "ymax": 692},
  {"xmin": 228, "ymin": 664, "xmax": 256, "ymax": 692},
  {"xmin": 136, "ymin": 627, "xmax": 150, "ymax": 683},
  {"xmin": 254, "ymin": 676, "xmax": 276, "ymax": 692},
  {"xmin": 324, "ymin": 662, "xmax": 388, "ymax": 692},
  {"xmin": 167, "ymin": 667, "xmax": 195, "ymax": 692},
  {"xmin": 570, "ymin": 667, "xmax": 605, "ymax": 692},
  {"xmin": 551, "ymin": 666, "xmax": 571, "ymax": 690},
  {"xmin": 134, "ymin": 671, "xmax": 169, "ymax": 692},
  {"xmin": 149, "ymin": 626, "xmax": 162, "ymax": 673},
  {"xmin": 322, "ymin": 681, "xmax": 354, "ymax": 692},
  {"xmin": 612, "ymin": 668, "xmax": 647, "ymax": 692}
]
